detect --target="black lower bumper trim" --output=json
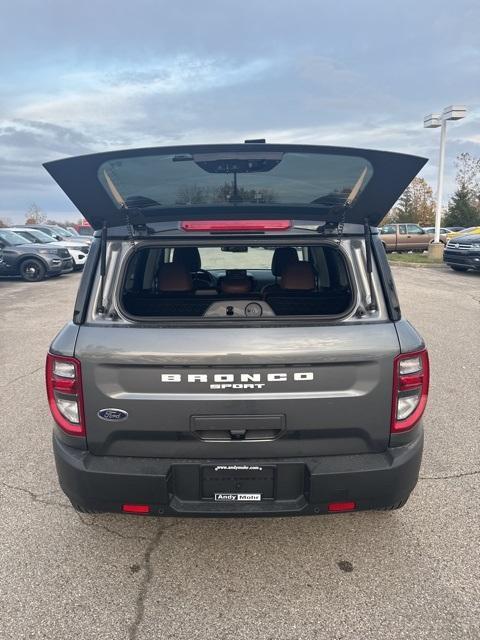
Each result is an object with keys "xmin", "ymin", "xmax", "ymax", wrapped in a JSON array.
[{"xmin": 53, "ymin": 428, "xmax": 423, "ymax": 517}]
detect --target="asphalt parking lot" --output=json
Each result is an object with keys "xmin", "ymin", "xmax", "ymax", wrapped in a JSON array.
[{"xmin": 0, "ymin": 266, "xmax": 479, "ymax": 640}]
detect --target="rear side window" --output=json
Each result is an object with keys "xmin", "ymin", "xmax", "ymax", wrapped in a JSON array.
[{"xmin": 120, "ymin": 243, "xmax": 353, "ymax": 321}]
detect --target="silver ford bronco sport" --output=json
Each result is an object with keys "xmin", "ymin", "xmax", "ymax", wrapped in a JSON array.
[{"xmin": 44, "ymin": 143, "xmax": 429, "ymax": 517}]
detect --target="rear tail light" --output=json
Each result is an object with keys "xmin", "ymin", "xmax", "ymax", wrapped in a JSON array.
[
  {"xmin": 391, "ymin": 349, "xmax": 429, "ymax": 433},
  {"xmin": 181, "ymin": 220, "xmax": 292, "ymax": 232},
  {"xmin": 46, "ymin": 353, "xmax": 85, "ymax": 436}
]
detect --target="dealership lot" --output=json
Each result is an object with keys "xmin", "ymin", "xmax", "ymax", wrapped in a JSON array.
[{"xmin": 0, "ymin": 267, "xmax": 479, "ymax": 640}]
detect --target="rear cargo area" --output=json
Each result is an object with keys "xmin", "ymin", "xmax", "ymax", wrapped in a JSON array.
[{"xmin": 120, "ymin": 244, "xmax": 353, "ymax": 319}]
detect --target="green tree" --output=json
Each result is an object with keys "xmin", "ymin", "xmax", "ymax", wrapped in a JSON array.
[{"xmin": 444, "ymin": 184, "xmax": 480, "ymax": 227}]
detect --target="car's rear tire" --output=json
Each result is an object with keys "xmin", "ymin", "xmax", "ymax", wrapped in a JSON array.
[
  {"xmin": 19, "ymin": 258, "xmax": 46, "ymax": 282},
  {"xmin": 450, "ymin": 265, "xmax": 468, "ymax": 272}
]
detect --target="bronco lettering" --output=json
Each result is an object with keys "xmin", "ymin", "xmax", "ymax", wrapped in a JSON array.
[{"xmin": 160, "ymin": 371, "xmax": 314, "ymax": 390}]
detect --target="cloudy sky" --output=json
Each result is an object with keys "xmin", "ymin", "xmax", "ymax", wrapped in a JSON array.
[{"xmin": 1, "ymin": 0, "xmax": 479, "ymax": 223}]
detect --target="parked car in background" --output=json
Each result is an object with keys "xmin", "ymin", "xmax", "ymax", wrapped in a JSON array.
[
  {"xmin": 422, "ymin": 226, "xmax": 451, "ymax": 236},
  {"xmin": 26, "ymin": 224, "xmax": 93, "ymax": 246},
  {"xmin": 9, "ymin": 227, "xmax": 88, "ymax": 271},
  {"xmin": 444, "ymin": 226, "xmax": 465, "ymax": 233},
  {"xmin": 0, "ymin": 229, "xmax": 72, "ymax": 281},
  {"xmin": 443, "ymin": 233, "xmax": 480, "ymax": 272},
  {"xmin": 379, "ymin": 223, "xmax": 433, "ymax": 251},
  {"xmin": 70, "ymin": 223, "xmax": 94, "ymax": 237},
  {"xmin": 445, "ymin": 226, "xmax": 480, "ymax": 242},
  {"xmin": 24, "ymin": 224, "xmax": 92, "ymax": 254}
]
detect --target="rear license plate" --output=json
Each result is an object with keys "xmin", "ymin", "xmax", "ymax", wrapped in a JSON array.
[{"xmin": 202, "ymin": 464, "xmax": 275, "ymax": 501}]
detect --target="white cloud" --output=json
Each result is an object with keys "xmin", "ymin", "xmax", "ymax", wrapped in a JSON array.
[{"xmin": 16, "ymin": 57, "xmax": 273, "ymax": 129}]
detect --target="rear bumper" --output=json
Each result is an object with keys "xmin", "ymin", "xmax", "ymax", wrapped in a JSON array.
[{"xmin": 53, "ymin": 429, "xmax": 423, "ymax": 517}]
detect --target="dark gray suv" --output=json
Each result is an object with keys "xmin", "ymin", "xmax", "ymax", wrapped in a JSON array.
[
  {"xmin": 0, "ymin": 229, "xmax": 73, "ymax": 281},
  {"xmin": 44, "ymin": 143, "xmax": 429, "ymax": 517}
]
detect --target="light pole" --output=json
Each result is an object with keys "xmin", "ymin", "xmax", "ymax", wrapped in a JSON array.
[{"xmin": 424, "ymin": 105, "xmax": 467, "ymax": 259}]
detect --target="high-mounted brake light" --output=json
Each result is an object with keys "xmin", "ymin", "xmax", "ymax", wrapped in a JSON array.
[
  {"xmin": 391, "ymin": 349, "xmax": 429, "ymax": 433},
  {"xmin": 46, "ymin": 353, "xmax": 85, "ymax": 436},
  {"xmin": 181, "ymin": 220, "xmax": 292, "ymax": 232}
]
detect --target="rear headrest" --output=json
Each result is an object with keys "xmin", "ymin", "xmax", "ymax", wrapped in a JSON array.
[
  {"xmin": 157, "ymin": 263, "xmax": 192, "ymax": 292},
  {"xmin": 219, "ymin": 274, "xmax": 252, "ymax": 294},
  {"xmin": 172, "ymin": 247, "xmax": 201, "ymax": 272},
  {"xmin": 271, "ymin": 247, "xmax": 299, "ymax": 277},
  {"xmin": 280, "ymin": 262, "xmax": 316, "ymax": 291}
]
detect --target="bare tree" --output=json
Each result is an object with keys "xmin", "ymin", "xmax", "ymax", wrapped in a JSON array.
[
  {"xmin": 25, "ymin": 203, "xmax": 46, "ymax": 224},
  {"xmin": 454, "ymin": 152, "xmax": 480, "ymax": 213},
  {"xmin": 455, "ymin": 152, "xmax": 480, "ymax": 194}
]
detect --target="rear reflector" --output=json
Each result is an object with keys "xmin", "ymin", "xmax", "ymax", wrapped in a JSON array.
[
  {"xmin": 181, "ymin": 219, "xmax": 292, "ymax": 232},
  {"xmin": 122, "ymin": 504, "xmax": 150, "ymax": 514},
  {"xmin": 46, "ymin": 353, "xmax": 85, "ymax": 436},
  {"xmin": 391, "ymin": 348, "xmax": 429, "ymax": 433},
  {"xmin": 328, "ymin": 501, "xmax": 357, "ymax": 512}
]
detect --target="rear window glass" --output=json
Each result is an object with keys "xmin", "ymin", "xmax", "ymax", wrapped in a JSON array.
[{"xmin": 99, "ymin": 152, "xmax": 372, "ymax": 211}]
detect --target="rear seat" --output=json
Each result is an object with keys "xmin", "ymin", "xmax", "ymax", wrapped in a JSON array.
[
  {"xmin": 265, "ymin": 261, "xmax": 351, "ymax": 316},
  {"xmin": 124, "ymin": 263, "xmax": 261, "ymax": 316},
  {"xmin": 124, "ymin": 262, "xmax": 213, "ymax": 316},
  {"xmin": 123, "ymin": 260, "xmax": 349, "ymax": 318}
]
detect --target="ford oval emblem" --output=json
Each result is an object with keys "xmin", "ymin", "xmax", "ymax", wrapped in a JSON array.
[{"xmin": 98, "ymin": 408, "xmax": 128, "ymax": 421}]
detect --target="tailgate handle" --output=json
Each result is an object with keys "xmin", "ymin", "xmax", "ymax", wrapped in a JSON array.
[{"xmin": 191, "ymin": 415, "xmax": 285, "ymax": 442}]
